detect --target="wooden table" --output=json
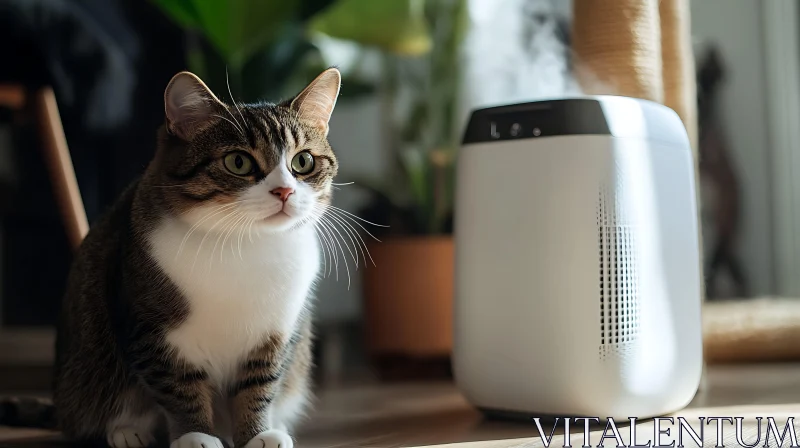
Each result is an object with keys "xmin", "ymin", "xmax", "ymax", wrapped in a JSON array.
[{"xmin": 2, "ymin": 363, "xmax": 800, "ymax": 447}]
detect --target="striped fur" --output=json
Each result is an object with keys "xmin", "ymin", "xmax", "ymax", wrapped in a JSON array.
[{"xmin": 1, "ymin": 69, "xmax": 341, "ymax": 448}]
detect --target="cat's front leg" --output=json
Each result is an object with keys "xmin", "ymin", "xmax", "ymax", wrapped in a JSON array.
[
  {"xmin": 230, "ymin": 336, "xmax": 292, "ymax": 448},
  {"xmin": 133, "ymin": 345, "xmax": 222, "ymax": 447}
]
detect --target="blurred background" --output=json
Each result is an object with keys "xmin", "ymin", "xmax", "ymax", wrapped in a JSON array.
[{"xmin": 0, "ymin": 0, "xmax": 797, "ymax": 390}]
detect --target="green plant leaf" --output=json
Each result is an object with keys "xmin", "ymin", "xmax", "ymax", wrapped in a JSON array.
[
  {"xmin": 398, "ymin": 147, "xmax": 429, "ymax": 212},
  {"xmin": 400, "ymin": 100, "xmax": 428, "ymax": 143},
  {"xmin": 239, "ymin": 25, "xmax": 320, "ymax": 101},
  {"xmin": 153, "ymin": 0, "xmax": 305, "ymax": 69},
  {"xmin": 300, "ymin": 0, "xmax": 339, "ymax": 20},
  {"xmin": 308, "ymin": 0, "xmax": 432, "ymax": 56},
  {"xmin": 199, "ymin": 1, "xmax": 300, "ymax": 69}
]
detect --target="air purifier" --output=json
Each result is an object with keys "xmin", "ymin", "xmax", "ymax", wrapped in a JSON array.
[{"xmin": 452, "ymin": 96, "xmax": 703, "ymax": 420}]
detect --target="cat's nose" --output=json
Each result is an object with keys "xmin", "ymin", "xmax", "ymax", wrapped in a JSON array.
[{"xmin": 271, "ymin": 187, "xmax": 294, "ymax": 202}]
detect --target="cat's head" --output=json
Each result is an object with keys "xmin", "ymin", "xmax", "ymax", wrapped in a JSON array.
[{"xmin": 153, "ymin": 68, "xmax": 341, "ymax": 233}]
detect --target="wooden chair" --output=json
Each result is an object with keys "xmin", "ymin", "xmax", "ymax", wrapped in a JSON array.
[
  {"xmin": 0, "ymin": 85, "xmax": 87, "ymax": 382},
  {"xmin": 0, "ymin": 85, "xmax": 88, "ymax": 251}
]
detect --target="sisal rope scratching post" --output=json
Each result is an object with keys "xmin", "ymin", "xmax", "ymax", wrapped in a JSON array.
[
  {"xmin": 657, "ymin": 0, "xmax": 706, "ymax": 319},
  {"xmin": 571, "ymin": 0, "xmax": 704, "ymax": 299},
  {"xmin": 571, "ymin": 0, "xmax": 709, "ymax": 385},
  {"xmin": 659, "ymin": 0, "xmax": 698, "ymax": 151},
  {"xmin": 703, "ymin": 298, "xmax": 800, "ymax": 363},
  {"xmin": 571, "ymin": 0, "xmax": 663, "ymax": 102}
]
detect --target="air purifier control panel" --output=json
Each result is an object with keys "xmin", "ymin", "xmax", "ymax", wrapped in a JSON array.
[{"xmin": 462, "ymin": 99, "xmax": 612, "ymax": 143}]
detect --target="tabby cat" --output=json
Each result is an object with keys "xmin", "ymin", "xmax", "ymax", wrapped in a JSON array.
[{"xmin": 1, "ymin": 67, "xmax": 342, "ymax": 448}]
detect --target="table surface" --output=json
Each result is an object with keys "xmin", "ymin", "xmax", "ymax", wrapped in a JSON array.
[{"xmin": 2, "ymin": 363, "xmax": 800, "ymax": 447}]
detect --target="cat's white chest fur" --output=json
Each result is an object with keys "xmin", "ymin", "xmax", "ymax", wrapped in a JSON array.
[{"xmin": 147, "ymin": 217, "xmax": 319, "ymax": 385}]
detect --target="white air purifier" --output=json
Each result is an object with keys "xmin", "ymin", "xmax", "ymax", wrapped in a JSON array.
[{"xmin": 452, "ymin": 96, "xmax": 703, "ymax": 420}]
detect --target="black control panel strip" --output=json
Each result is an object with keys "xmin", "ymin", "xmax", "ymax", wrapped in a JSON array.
[{"xmin": 461, "ymin": 98, "xmax": 612, "ymax": 144}]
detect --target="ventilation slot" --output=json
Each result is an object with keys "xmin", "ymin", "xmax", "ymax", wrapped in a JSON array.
[{"xmin": 597, "ymin": 188, "xmax": 640, "ymax": 361}]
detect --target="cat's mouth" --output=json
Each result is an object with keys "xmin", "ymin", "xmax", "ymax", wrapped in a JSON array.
[
  {"xmin": 261, "ymin": 210, "xmax": 292, "ymax": 224},
  {"xmin": 257, "ymin": 201, "xmax": 314, "ymax": 228}
]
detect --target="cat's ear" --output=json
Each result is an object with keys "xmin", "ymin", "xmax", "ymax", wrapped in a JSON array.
[
  {"xmin": 164, "ymin": 71, "xmax": 223, "ymax": 141},
  {"xmin": 289, "ymin": 68, "xmax": 341, "ymax": 136}
]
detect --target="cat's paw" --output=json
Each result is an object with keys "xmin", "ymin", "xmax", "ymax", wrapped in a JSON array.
[
  {"xmin": 170, "ymin": 432, "xmax": 224, "ymax": 448},
  {"xmin": 243, "ymin": 430, "xmax": 293, "ymax": 448},
  {"xmin": 107, "ymin": 427, "xmax": 154, "ymax": 448}
]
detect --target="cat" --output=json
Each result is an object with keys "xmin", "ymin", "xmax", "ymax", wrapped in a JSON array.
[
  {"xmin": 695, "ymin": 45, "xmax": 748, "ymax": 299},
  {"xmin": 0, "ymin": 67, "xmax": 342, "ymax": 448}
]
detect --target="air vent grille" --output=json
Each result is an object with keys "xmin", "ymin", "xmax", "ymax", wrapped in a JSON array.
[{"xmin": 597, "ymin": 188, "xmax": 641, "ymax": 359}]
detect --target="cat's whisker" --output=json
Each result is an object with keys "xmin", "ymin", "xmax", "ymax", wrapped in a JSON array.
[
  {"xmin": 299, "ymin": 210, "xmax": 330, "ymax": 276},
  {"xmin": 328, "ymin": 211, "xmax": 375, "ymax": 268},
  {"xmin": 312, "ymin": 204, "xmax": 335, "ymax": 276},
  {"xmin": 211, "ymin": 114, "xmax": 246, "ymax": 139},
  {"xmin": 316, "ymin": 216, "xmax": 335, "ymax": 279},
  {"xmin": 312, "ymin": 205, "xmax": 342, "ymax": 276},
  {"xmin": 192, "ymin": 208, "xmax": 239, "ymax": 273},
  {"xmin": 321, "ymin": 205, "xmax": 383, "ymax": 243},
  {"xmin": 219, "ymin": 69, "xmax": 247, "ymax": 137},
  {"xmin": 319, "ymin": 220, "xmax": 339, "ymax": 281},
  {"xmin": 209, "ymin": 210, "xmax": 243, "ymax": 269},
  {"xmin": 324, "ymin": 204, "xmax": 389, "ymax": 228},
  {"xmin": 316, "ymin": 205, "xmax": 386, "ymax": 260},
  {"xmin": 316, "ymin": 218, "xmax": 340, "ymax": 281},
  {"xmin": 220, "ymin": 214, "xmax": 245, "ymax": 266},
  {"xmin": 223, "ymin": 103, "xmax": 245, "ymax": 133},
  {"xmin": 310, "ymin": 225, "xmax": 328, "ymax": 277},
  {"xmin": 177, "ymin": 202, "xmax": 242, "ymax": 260},
  {"xmin": 237, "ymin": 217, "xmax": 252, "ymax": 261},
  {"xmin": 207, "ymin": 210, "xmax": 239, "ymax": 265},
  {"xmin": 314, "ymin": 204, "xmax": 380, "ymax": 268},
  {"xmin": 235, "ymin": 216, "xmax": 250, "ymax": 261},
  {"xmin": 221, "ymin": 213, "xmax": 248, "ymax": 262},
  {"xmin": 225, "ymin": 213, "xmax": 249, "ymax": 261},
  {"xmin": 326, "ymin": 212, "xmax": 362, "ymax": 269},
  {"xmin": 177, "ymin": 203, "xmax": 236, "ymax": 256},
  {"xmin": 295, "ymin": 212, "xmax": 317, "ymax": 233},
  {"xmin": 321, "ymin": 213, "xmax": 358, "ymax": 270},
  {"xmin": 225, "ymin": 68, "xmax": 248, "ymax": 134},
  {"xmin": 222, "ymin": 107, "xmax": 247, "ymax": 139},
  {"xmin": 315, "ymin": 220, "xmax": 336, "ymax": 279},
  {"xmin": 319, "ymin": 215, "xmax": 351, "ymax": 289},
  {"xmin": 328, "ymin": 212, "xmax": 359, "ymax": 271},
  {"xmin": 314, "ymin": 209, "xmax": 336, "ymax": 277},
  {"xmin": 235, "ymin": 218, "xmax": 245, "ymax": 261},
  {"xmin": 331, "ymin": 181, "xmax": 354, "ymax": 186},
  {"xmin": 231, "ymin": 214, "xmax": 251, "ymax": 259}
]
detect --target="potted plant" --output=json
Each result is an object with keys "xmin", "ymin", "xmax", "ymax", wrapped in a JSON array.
[
  {"xmin": 352, "ymin": 0, "xmax": 469, "ymax": 380},
  {"xmin": 150, "ymin": 0, "xmax": 432, "ymax": 102}
]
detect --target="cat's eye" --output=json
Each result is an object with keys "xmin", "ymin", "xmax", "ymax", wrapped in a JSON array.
[
  {"xmin": 291, "ymin": 151, "xmax": 315, "ymax": 175},
  {"xmin": 223, "ymin": 152, "xmax": 254, "ymax": 176}
]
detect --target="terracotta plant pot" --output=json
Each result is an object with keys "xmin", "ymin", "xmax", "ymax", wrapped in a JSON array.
[{"xmin": 362, "ymin": 236, "xmax": 454, "ymax": 379}]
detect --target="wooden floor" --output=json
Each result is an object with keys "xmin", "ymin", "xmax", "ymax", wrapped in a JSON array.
[{"xmin": 2, "ymin": 362, "xmax": 800, "ymax": 447}]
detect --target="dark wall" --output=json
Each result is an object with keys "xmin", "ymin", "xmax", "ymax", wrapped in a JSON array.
[{"xmin": 0, "ymin": 0, "xmax": 187, "ymax": 325}]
